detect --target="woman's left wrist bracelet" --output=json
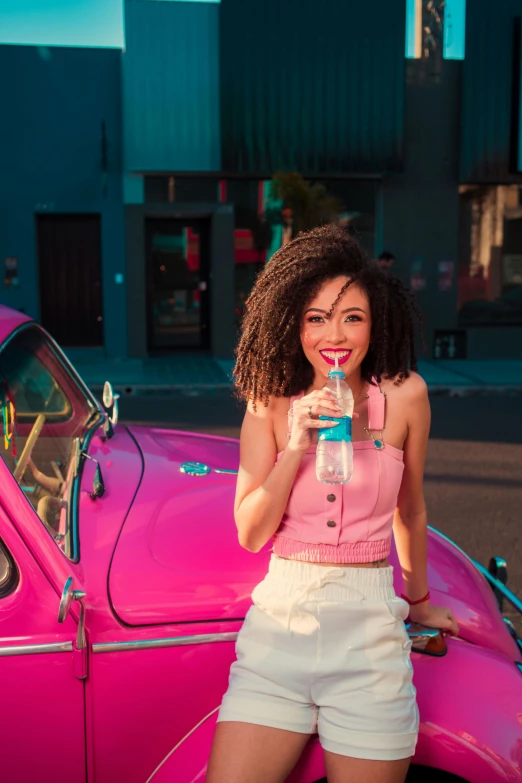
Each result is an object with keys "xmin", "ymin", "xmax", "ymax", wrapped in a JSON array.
[{"xmin": 401, "ymin": 591, "xmax": 430, "ymax": 606}]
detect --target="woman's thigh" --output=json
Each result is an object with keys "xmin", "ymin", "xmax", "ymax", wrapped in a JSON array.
[
  {"xmin": 206, "ymin": 721, "xmax": 311, "ymax": 783},
  {"xmin": 324, "ymin": 750, "xmax": 411, "ymax": 783}
]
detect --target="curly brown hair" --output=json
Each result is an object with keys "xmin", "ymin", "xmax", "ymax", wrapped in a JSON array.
[{"xmin": 234, "ymin": 224, "xmax": 423, "ymax": 405}]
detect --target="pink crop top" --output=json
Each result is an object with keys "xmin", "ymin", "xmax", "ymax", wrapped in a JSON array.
[{"xmin": 272, "ymin": 379, "xmax": 404, "ymax": 564}]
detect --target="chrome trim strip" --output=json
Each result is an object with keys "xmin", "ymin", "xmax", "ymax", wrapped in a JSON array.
[
  {"xmin": 503, "ymin": 618, "xmax": 522, "ymax": 653},
  {"xmin": 67, "ymin": 416, "xmax": 99, "ymax": 562},
  {"xmin": 214, "ymin": 468, "xmax": 239, "ymax": 475},
  {"xmin": 144, "ymin": 706, "xmax": 221, "ymax": 783},
  {"xmin": 473, "ymin": 561, "xmax": 522, "ymax": 615},
  {"xmin": 428, "ymin": 525, "xmax": 522, "ymax": 616},
  {"xmin": 92, "ymin": 631, "xmax": 238, "ymax": 654},
  {"xmin": 0, "ymin": 641, "xmax": 73, "ymax": 657}
]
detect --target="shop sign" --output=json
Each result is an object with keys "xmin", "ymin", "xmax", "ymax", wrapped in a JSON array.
[
  {"xmin": 410, "ymin": 258, "xmax": 426, "ymax": 291},
  {"xmin": 438, "ymin": 261, "xmax": 454, "ymax": 291},
  {"xmin": 502, "ymin": 255, "xmax": 522, "ymax": 285},
  {"xmin": 433, "ymin": 329, "xmax": 467, "ymax": 360}
]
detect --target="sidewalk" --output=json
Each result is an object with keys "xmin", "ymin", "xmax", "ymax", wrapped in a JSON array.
[
  {"xmin": 67, "ymin": 353, "xmax": 522, "ymax": 396},
  {"xmin": 415, "ymin": 359, "xmax": 522, "ymax": 394}
]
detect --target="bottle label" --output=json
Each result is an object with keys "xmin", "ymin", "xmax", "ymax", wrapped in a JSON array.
[{"xmin": 318, "ymin": 415, "xmax": 352, "ymax": 442}]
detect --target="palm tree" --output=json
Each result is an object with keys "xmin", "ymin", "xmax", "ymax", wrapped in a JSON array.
[{"xmin": 269, "ymin": 171, "xmax": 343, "ymax": 238}]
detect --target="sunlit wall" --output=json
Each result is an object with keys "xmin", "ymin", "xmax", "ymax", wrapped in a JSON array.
[
  {"xmin": 0, "ymin": 0, "xmax": 124, "ymax": 48},
  {"xmin": 406, "ymin": 0, "xmax": 465, "ymax": 60}
]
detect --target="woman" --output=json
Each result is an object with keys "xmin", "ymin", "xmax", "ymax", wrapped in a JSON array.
[{"xmin": 207, "ymin": 225, "xmax": 458, "ymax": 783}]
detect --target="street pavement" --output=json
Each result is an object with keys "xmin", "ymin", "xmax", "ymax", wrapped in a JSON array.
[{"xmin": 115, "ymin": 389, "xmax": 522, "ymax": 629}]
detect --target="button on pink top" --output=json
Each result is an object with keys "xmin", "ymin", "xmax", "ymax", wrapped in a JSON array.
[{"xmin": 273, "ymin": 380, "xmax": 404, "ymax": 564}]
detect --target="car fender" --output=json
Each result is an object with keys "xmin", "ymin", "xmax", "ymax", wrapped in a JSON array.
[
  {"xmin": 412, "ymin": 638, "xmax": 522, "ymax": 782},
  {"xmin": 148, "ymin": 639, "xmax": 522, "ymax": 783},
  {"xmin": 145, "ymin": 707, "xmax": 327, "ymax": 783}
]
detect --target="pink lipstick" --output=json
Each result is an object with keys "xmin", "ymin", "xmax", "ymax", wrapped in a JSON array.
[{"xmin": 319, "ymin": 349, "xmax": 352, "ymax": 366}]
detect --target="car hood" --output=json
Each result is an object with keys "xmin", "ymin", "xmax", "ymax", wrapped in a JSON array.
[
  {"xmin": 108, "ymin": 426, "xmax": 271, "ymax": 627},
  {"xmin": 108, "ymin": 426, "xmax": 519, "ymax": 659}
]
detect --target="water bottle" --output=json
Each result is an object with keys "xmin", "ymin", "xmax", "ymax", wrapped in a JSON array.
[{"xmin": 316, "ymin": 366, "xmax": 354, "ymax": 484}]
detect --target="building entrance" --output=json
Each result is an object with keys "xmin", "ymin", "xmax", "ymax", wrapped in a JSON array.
[
  {"xmin": 145, "ymin": 217, "xmax": 211, "ymax": 351},
  {"xmin": 37, "ymin": 214, "xmax": 103, "ymax": 347}
]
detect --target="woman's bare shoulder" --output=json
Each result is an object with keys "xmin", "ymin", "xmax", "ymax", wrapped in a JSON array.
[
  {"xmin": 240, "ymin": 394, "xmax": 289, "ymax": 465},
  {"xmin": 245, "ymin": 394, "xmax": 291, "ymax": 419},
  {"xmin": 380, "ymin": 371, "xmax": 427, "ymax": 402}
]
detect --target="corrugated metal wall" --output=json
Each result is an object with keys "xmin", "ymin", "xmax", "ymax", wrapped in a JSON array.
[
  {"xmin": 219, "ymin": 0, "xmax": 405, "ymax": 175},
  {"xmin": 123, "ymin": 0, "xmax": 220, "ymax": 172},
  {"xmin": 460, "ymin": 0, "xmax": 522, "ymax": 182}
]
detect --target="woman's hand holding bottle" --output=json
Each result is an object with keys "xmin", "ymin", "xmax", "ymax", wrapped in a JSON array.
[{"xmin": 287, "ymin": 389, "xmax": 343, "ymax": 453}]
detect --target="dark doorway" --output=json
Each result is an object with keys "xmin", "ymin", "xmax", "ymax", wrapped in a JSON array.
[
  {"xmin": 145, "ymin": 217, "xmax": 210, "ymax": 351},
  {"xmin": 37, "ymin": 214, "xmax": 103, "ymax": 347}
]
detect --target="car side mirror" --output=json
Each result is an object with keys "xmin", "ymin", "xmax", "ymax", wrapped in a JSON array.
[
  {"xmin": 58, "ymin": 576, "xmax": 86, "ymax": 624},
  {"xmin": 58, "ymin": 577, "xmax": 88, "ymax": 678},
  {"xmin": 102, "ymin": 381, "xmax": 120, "ymax": 427}
]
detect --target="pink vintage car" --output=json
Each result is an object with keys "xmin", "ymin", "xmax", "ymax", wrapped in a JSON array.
[{"xmin": 1, "ymin": 305, "xmax": 521, "ymax": 783}]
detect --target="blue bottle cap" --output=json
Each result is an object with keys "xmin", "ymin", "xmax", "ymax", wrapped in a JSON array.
[{"xmin": 328, "ymin": 369, "xmax": 345, "ymax": 379}]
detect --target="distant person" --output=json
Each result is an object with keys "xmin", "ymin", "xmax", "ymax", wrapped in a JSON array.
[{"xmin": 377, "ymin": 250, "xmax": 395, "ymax": 274}]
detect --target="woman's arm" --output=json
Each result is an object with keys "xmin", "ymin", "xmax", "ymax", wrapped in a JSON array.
[
  {"xmin": 234, "ymin": 399, "xmax": 305, "ymax": 552},
  {"xmin": 234, "ymin": 389, "xmax": 341, "ymax": 553},
  {"xmin": 393, "ymin": 373, "xmax": 458, "ymax": 633},
  {"xmin": 393, "ymin": 374, "xmax": 430, "ymax": 601}
]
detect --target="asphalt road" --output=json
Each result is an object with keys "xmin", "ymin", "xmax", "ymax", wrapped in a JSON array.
[{"xmin": 119, "ymin": 391, "xmax": 522, "ymax": 620}]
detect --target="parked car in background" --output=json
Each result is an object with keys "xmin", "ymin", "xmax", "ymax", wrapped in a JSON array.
[{"xmin": 0, "ymin": 305, "xmax": 521, "ymax": 783}]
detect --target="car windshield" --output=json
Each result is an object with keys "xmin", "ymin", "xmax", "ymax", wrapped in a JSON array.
[{"xmin": 0, "ymin": 325, "xmax": 102, "ymax": 557}]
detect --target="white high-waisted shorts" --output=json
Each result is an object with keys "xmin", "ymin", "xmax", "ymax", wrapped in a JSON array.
[{"xmin": 218, "ymin": 555, "xmax": 419, "ymax": 760}]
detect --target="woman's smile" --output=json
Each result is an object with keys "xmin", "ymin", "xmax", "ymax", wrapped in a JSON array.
[
  {"xmin": 319, "ymin": 349, "xmax": 353, "ymax": 365},
  {"xmin": 300, "ymin": 277, "xmax": 372, "ymax": 384}
]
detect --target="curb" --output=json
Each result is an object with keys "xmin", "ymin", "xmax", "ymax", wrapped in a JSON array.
[
  {"xmin": 428, "ymin": 385, "xmax": 522, "ymax": 396},
  {"xmin": 89, "ymin": 383, "xmax": 233, "ymax": 396},
  {"xmin": 88, "ymin": 382, "xmax": 522, "ymax": 398}
]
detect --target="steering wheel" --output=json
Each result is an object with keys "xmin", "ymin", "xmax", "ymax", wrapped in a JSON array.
[{"xmin": 13, "ymin": 414, "xmax": 46, "ymax": 483}]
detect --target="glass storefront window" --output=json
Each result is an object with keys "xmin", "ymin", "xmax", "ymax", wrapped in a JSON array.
[
  {"xmin": 146, "ymin": 218, "xmax": 210, "ymax": 350},
  {"xmin": 458, "ymin": 185, "xmax": 522, "ymax": 326},
  {"xmin": 141, "ymin": 175, "xmax": 377, "ymax": 334}
]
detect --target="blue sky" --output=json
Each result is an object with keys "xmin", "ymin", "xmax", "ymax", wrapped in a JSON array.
[
  {"xmin": 0, "ymin": 0, "xmax": 125, "ymax": 48},
  {"xmin": 1, "ymin": 0, "xmax": 462, "ymax": 55},
  {"xmin": 0, "ymin": 0, "xmax": 221, "ymax": 48}
]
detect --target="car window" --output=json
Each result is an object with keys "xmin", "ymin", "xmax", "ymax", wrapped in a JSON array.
[
  {"xmin": 12, "ymin": 356, "xmax": 70, "ymax": 419},
  {"xmin": 0, "ymin": 538, "xmax": 18, "ymax": 598},
  {"xmin": 0, "ymin": 326, "xmax": 102, "ymax": 559}
]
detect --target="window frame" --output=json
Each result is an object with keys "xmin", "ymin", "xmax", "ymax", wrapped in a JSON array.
[{"xmin": 0, "ymin": 322, "xmax": 104, "ymax": 563}]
